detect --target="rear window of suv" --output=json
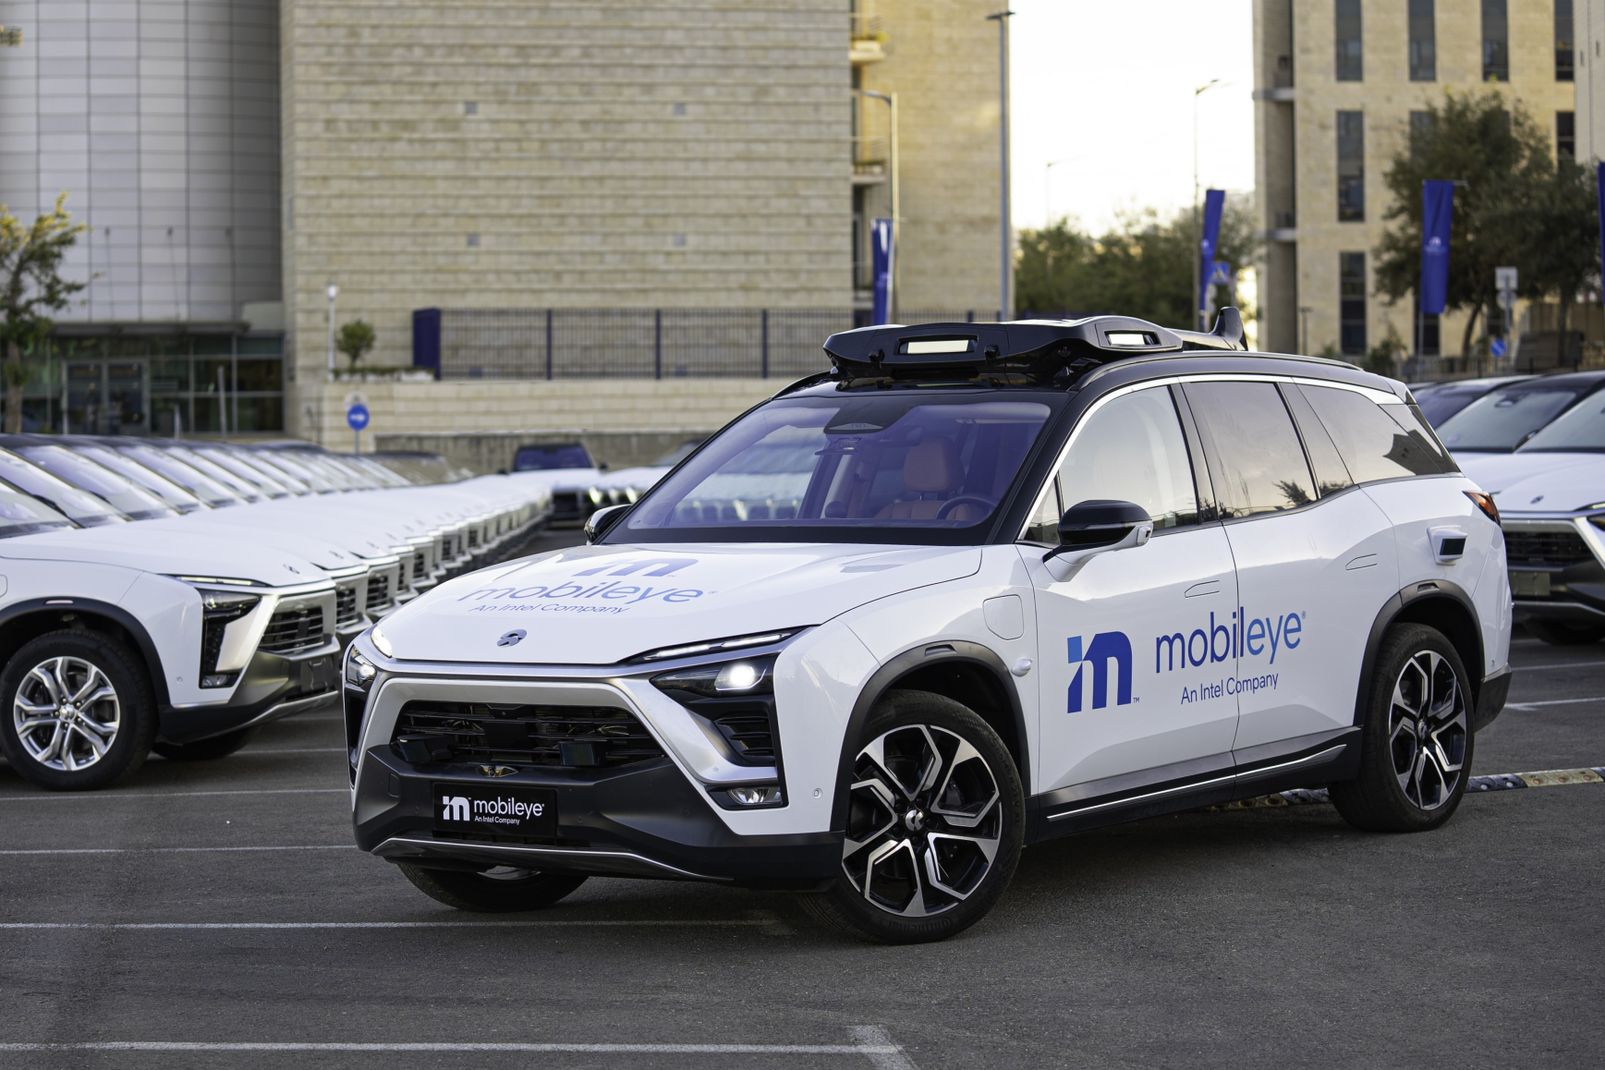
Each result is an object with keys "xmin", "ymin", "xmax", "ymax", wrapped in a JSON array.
[{"xmin": 1298, "ymin": 385, "xmax": 1455, "ymax": 482}]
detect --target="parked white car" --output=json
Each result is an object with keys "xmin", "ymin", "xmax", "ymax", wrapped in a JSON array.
[{"xmin": 345, "ymin": 313, "xmax": 1511, "ymax": 943}]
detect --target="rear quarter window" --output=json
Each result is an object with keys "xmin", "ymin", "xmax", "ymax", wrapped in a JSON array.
[{"xmin": 1299, "ymin": 384, "xmax": 1456, "ymax": 482}]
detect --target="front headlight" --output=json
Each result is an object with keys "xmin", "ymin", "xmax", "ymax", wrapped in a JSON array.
[
  {"xmin": 651, "ymin": 655, "xmax": 775, "ymax": 698},
  {"xmin": 633, "ymin": 629, "xmax": 798, "ymax": 663},
  {"xmin": 344, "ymin": 646, "xmax": 377, "ymax": 690},
  {"xmin": 191, "ymin": 587, "xmax": 262, "ymax": 688},
  {"xmin": 370, "ymin": 624, "xmax": 394, "ymax": 659}
]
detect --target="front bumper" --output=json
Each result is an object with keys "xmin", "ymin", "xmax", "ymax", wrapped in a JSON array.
[
  {"xmin": 160, "ymin": 639, "xmax": 340, "ymax": 744},
  {"xmin": 1474, "ymin": 666, "xmax": 1511, "ymax": 731},
  {"xmin": 1502, "ymin": 516, "xmax": 1605, "ymax": 624},
  {"xmin": 353, "ymin": 746, "xmax": 837, "ymax": 888}
]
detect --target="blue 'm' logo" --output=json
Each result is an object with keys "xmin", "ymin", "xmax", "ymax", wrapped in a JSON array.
[
  {"xmin": 573, "ymin": 558, "xmax": 695, "ymax": 578},
  {"xmin": 1068, "ymin": 632, "xmax": 1133, "ymax": 713}
]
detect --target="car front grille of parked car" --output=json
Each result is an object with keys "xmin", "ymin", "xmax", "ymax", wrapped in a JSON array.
[
  {"xmin": 334, "ymin": 583, "xmax": 361, "ymax": 629},
  {"xmin": 391, "ymin": 702, "xmax": 665, "ymax": 769},
  {"xmin": 367, "ymin": 572, "xmax": 393, "ymax": 613},
  {"xmin": 1503, "ymin": 528, "xmax": 1593, "ymax": 568},
  {"xmin": 260, "ymin": 604, "xmax": 328, "ymax": 656}
]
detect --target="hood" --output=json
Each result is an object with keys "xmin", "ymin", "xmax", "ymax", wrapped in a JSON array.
[
  {"xmin": 1473, "ymin": 453, "xmax": 1605, "ymax": 514},
  {"xmin": 1, "ymin": 523, "xmax": 325, "ymax": 586},
  {"xmin": 1457, "ymin": 451, "xmax": 1604, "ymax": 495},
  {"xmin": 138, "ymin": 515, "xmax": 359, "ymax": 569},
  {"xmin": 376, "ymin": 541, "xmax": 982, "ymax": 665},
  {"xmin": 171, "ymin": 502, "xmax": 405, "ymax": 557}
]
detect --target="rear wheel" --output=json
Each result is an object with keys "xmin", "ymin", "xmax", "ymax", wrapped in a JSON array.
[
  {"xmin": 802, "ymin": 690, "xmax": 1023, "ymax": 944},
  {"xmin": 1331, "ymin": 624, "xmax": 1473, "ymax": 833},
  {"xmin": 153, "ymin": 727, "xmax": 257, "ymax": 762},
  {"xmin": 1524, "ymin": 620, "xmax": 1605, "ymax": 646},
  {"xmin": 397, "ymin": 863, "xmax": 588, "ymax": 912},
  {"xmin": 0, "ymin": 631, "xmax": 158, "ymax": 791}
]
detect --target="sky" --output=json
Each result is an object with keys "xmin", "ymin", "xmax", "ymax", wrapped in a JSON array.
[{"xmin": 1007, "ymin": 0, "xmax": 1256, "ymax": 234}]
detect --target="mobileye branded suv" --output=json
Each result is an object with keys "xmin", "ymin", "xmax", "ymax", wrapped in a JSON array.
[{"xmin": 346, "ymin": 311, "xmax": 1512, "ymax": 943}]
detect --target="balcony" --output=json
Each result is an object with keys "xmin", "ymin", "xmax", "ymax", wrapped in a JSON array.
[
  {"xmin": 851, "ymin": 13, "xmax": 885, "ymax": 64},
  {"xmin": 852, "ymin": 135, "xmax": 889, "ymax": 185}
]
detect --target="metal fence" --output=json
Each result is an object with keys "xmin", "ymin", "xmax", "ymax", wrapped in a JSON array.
[{"xmin": 429, "ymin": 308, "xmax": 1002, "ymax": 380}]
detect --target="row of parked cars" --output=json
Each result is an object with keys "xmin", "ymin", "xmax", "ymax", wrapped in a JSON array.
[
  {"xmin": 1413, "ymin": 371, "xmax": 1605, "ymax": 644},
  {"xmin": 0, "ymin": 437, "xmax": 556, "ymax": 790},
  {"xmin": 507, "ymin": 439, "xmax": 698, "ymax": 522}
]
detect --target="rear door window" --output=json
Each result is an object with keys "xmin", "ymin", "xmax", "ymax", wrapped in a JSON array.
[
  {"xmin": 1299, "ymin": 384, "xmax": 1456, "ymax": 482},
  {"xmin": 1183, "ymin": 381, "xmax": 1317, "ymax": 518}
]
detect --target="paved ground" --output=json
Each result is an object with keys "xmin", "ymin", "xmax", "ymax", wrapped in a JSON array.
[{"xmin": 1, "ymin": 531, "xmax": 1601, "ymax": 1068}]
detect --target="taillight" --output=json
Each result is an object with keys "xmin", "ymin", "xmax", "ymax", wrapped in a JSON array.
[{"xmin": 1465, "ymin": 490, "xmax": 1500, "ymax": 525}]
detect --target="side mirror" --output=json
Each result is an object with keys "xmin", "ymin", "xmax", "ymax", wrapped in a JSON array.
[
  {"xmin": 1048, "ymin": 499, "xmax": 1153, "ymax": 561},
  {"xmin": 584, "ymin": 503, "xmax": 630, "ymax": 544}
]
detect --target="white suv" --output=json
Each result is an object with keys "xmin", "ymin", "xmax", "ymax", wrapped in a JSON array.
[{"xmin": 346, "ymin": 313, "xmax": 1512, "ymax": 943}]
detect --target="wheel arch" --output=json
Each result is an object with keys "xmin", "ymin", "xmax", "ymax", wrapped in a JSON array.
[
  {"xmin": 829, "ymin": 640, "xmax": 1028, "ymax": 831},
  {"xmin": 0, "ymin": 598, "xmax": 168, "ymax": 709},
  {"xmin": 1356, "ymin": 580, "xmax": 1484, "ymax": 728}
]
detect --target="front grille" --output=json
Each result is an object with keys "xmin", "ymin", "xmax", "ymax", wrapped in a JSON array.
[
  {"xmin": 1504, "ymin": 528, "xmax": 1592, "ymax": 567},
  {"xmin": 260, "ymin": 604, "xmax": 327, "ymax": 655},
  {"xmin": 443, "ymin": 533, "xmax": 461, "ymax": 559},
  {"xmin": 711, "ymin": 711, "xmax": 776, "ymax": 763},
  {"xmin": 552, "ymin": 491, "xmax": 581, "ymax": 516},
  {"xmin": 413, "ymin": 550, "xmax": 428, "ymax": 579},
  {"xmin": 334, "ymin": 584, "xmax": 361, "ymax": 628},
  {"xmin": 367, "ymin": 572, "xmax": 393, "ymax": 613},
  {"xmin": 468, "ymin": 529, "xmax": 482, "ymax": 549},
  {"xmin": 391, "ymin": 702, "xmax": 665, "ymax": 768}
]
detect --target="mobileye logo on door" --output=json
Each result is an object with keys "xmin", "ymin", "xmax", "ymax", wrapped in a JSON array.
[
  {"xmin": 458, "ymin": 557, "xmax": 707, "ymax": 616},
  {"xmin": 1067, "ymin": 633, "xmax": 1133, "ymax": 713},
  {"xmin": 1067, "ymin": 606, "xmax": 1307, "ymax": 713}
]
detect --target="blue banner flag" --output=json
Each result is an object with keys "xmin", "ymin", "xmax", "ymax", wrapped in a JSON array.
[
  {"xmin": 1197, "ymin": 189, "xmax": 1225, "ymax": 313},
  {"xmin": 871, "ymin": 218, "xmax": 894, "ymax": 326},
  {"xmin": 1420, "ymin": 179, "xmax": 1455, "ymax": 316}
]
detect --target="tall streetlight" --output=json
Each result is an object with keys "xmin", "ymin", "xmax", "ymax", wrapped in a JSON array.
[
  {"xmin": 325, "ymin": 282, "xmax": 338, "ymax": 375},
  {"xmin": 1192, "ymin": 79, "xmax": 1224, "ymax": 330},
  {"xmin": 987, "ymin": 10, "xmax": 1014, "ymax": 320},
  {"xmin": 853, "ymin": 88, "xmax": 899, "ymax": 320}
]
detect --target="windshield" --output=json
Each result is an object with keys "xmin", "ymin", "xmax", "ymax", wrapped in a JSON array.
[
  {"xmin": 165, "ymin": 445, "xmax": 268, "ymax": 501},
  {"xmin": 1415, "ymin": 386, "xmax": 1484, "ymax": 427},
  {"xmin": 71, "ymin": 444, "xmax": 205, "ymax": 512},
  {"xmin": 118, "ymin": 444, "xmax": 241, "ymax": 507},
  {"xmin": 1518, "ymin": 397, "xmax": 1605, "ymax": 452},
  {"xmin": 613, "ymin": 392, "xmax": 1060, "ymax": 543},
  {"xmin": 1437, "ymin": 384, "xmax": 1588, "ymax": 451},
  {"xmin": 251, "ymin": 450, "xmax": 338, "ymax": 492},
  {"xmin": 13, "ymin": 445, "xmax": 176, "ymax": 520},
  {"xmin": 514, "ymin": 444, "xmax": 594, "ymax": 470},
  {"xmin": 0, "ymin": 449, "xmax": 126, "ymax": 526},
  {"xmin": 0, "ymin": 482, "xmax": 73, "ymax": 536},
  {"xmin": 194, "ymin": 446, "xmax": 300, "ymax": 496}
]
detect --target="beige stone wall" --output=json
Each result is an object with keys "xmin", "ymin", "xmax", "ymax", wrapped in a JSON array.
[
  {"xmin": 1255, "ymin": 0, "xmax": 1576, "ymax": 360},
  {"xmin": 862, "ymin": 0, "xmax": 1004, "ymax": 316},
  {"xmin": 1580, "ymin": 0, "xmax": 1605, "ymax": 161},
  {"xmin": 280, "ymin": 0, "xmax": 853, "ymax": 407}
]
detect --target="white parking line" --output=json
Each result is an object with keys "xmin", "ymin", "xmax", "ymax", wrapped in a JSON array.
[
  {"xmin": 0, "ymin": 844, "xmax": 353, "ymax": 856},
  {"xmin": 0, "ymin": 787, "xmax": 345, "ymax": 802},
  {"xmin": 0, "ymin": 1038, "xmax": 909, "ymax": 1060},
  {"xmin": 1505, "ymin": 695, "xmax": 1605, "ymax": 710}
]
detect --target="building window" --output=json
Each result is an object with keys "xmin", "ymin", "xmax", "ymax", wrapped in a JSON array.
[
  {"xmin": 1409, "ymin": 110, "xmax": 1436, "ymax": 160},
  {"xmin": 1557, "ymin": 0, "xmax": 1575, "ymax": 80},
  {"xmin": 1558, "ymin": 111, "xmax": 1576, "ymax": 159},
  {"xmin": 1337, "ymin": 111, "xmax": 1365, "ymax": 222},
  {"xmin": 1414, "ymin": 308, "xmax": 1441, "ymax": 357},
  {"xmin": 1335, "ymin": 0, "xmax": 1363, "ymax": 81},
  {"xmin": 1340, "ymin": 253, "xmax": 1368, "ymax": 356},
  {"xmin": 1483, "ymin": 0, "xmax": 1509, "ymax": 81},
  {"xmin": 1409, "ymin": 0, "xmax": 1436, "ymax": 81}
]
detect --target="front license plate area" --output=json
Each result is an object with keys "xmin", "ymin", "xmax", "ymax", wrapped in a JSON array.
[
  {"xmin": 1511, "ymin": 571, "xmax": 1552, "ymax": 598},
  {"xmin": 433, "ymin": 783, "xmax": 557, "ymax": 837}
]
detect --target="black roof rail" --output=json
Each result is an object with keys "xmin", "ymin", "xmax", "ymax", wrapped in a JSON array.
[{"xmin": 821, "ymin": 308, "xmax": 1248, "ymax": 382}]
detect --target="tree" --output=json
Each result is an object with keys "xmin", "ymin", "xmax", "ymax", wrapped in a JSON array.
[
  {"xmin": 1, "ymin": 194, "xmax": 87, "ymax": 433},
  {"xmin": 1014, "ymin": 202, "xmax": 1258, "ymax": 329},
  {"xmin": 336, "ymin": 319, "xmax": 376, "ymax": 370},
  {"xmin": 1486, "ymin": 155, "xmax": 1599, "ymax": 359},
  {"xmin": 1374, "ymin": 91, "xmax": 1556, "ymax": 359}
]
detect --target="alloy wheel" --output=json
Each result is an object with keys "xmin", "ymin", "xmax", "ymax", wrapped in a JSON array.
[
  {"xmin": 11, "ymin": 656, "xmax": 122, "ymax": 773},
  {"xmin": 842, "ymin": 723, "xmax": 1003, "ymax": 918},
  {"xmin": 1387, "ymin": 650, "xmax": 1468, "ymax": 811}
]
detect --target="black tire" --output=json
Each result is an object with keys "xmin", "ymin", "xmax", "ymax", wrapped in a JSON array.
[
  {"xmin": 1330, "ymin": 623, "xmax": 1474, "ymax": 833},
  {"xmin": 0, "ymin": 629, "xmax": 158, "ymax": 791},
  {"xmin": 153, "ymin": 727, "xmax": 258, "ymax": 762},
  {"xmin": 396, "ymin": 863, "xmax": 588, "ymax": 912},
  {"xmin": 1523, "ymin": 620, "xmax": 1605, "ymax": 646},
  {"xmin": 801, "ymin": 689, "xmax": 1024, "ymax": 944}
]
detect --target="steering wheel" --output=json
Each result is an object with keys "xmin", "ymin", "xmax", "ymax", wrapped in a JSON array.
[{"xmin": 936, "ymin": 495, "xmax": 995, "ymax": 520}]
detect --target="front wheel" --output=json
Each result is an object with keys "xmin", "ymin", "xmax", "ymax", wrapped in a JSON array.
[
  {"xmin": 397, "ymin": 863, "xmax": 588, "ymax": 912},
  {"xmin": 802, "ymin": 689, "xmax": 1024, "ymax": 944},
  {"xmin": 1330, "ymin": 624, "xmax": 1474, "ymax": 833}
]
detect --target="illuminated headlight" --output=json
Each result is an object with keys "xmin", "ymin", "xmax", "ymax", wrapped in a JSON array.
[
  {"xmin": 370, "ymin": 624, "xmax": 394, "ymax": 658},
  {"xmin": 196, "ymin": 589, "xmax": 260, "ymax": 689},
  {"xmin": 652, "ymin": 655, "xmax": 774, "ymax": 698},
  {"xmin": 344, "ymin": 646, "xmax": 377, "ymax": 690},
  {"xmin": 586, "ymin": 487, "xmax": 604, "ymax": 505},
  {"xmin": 634, "ymin": 630, "xmax": 797, "ymax": 663}
]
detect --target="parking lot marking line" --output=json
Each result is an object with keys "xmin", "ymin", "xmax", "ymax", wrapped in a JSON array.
[
  {"xmin": 0, "ymin": 845, "xmax": 353, "ymax": 856},
  {"xmin": 1505, "ymin": 695, "xmax": 1605, "ymax": 710},
  {"xmin": 1505, "ymin": 661, "xmax": 1605, "ymax": 672},
  {"xmin": 0, "ymin": 1042, "xmax": 897, "ymax": 1055},
  {"xmin": 850, "ymin": 1026, "xmax": 921, "ymax": 1070},
  {"xmin": 0, "ymin": 787, "xmax": 346, "ymax": 802}
]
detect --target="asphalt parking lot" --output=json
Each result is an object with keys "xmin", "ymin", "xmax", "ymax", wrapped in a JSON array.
[{"xmin": 1, "ymin": 530, "xmax": 1600, "ymax": 1069}]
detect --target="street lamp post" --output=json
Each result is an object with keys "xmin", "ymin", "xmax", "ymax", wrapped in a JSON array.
[
  {"xmin": 325, "ymin": 282, "xmax": 338, "ymax": 376},
  {"xmin": 854, "ymin": 88, "xmax": 899, "ymax": 321},
  {"xmin": 1192, "ymin": 79, "xmax": 1223, "ymax": 331},
  {"xmin": 987, "ymin": 10, "xmax": 1014, "ymax": 320}
]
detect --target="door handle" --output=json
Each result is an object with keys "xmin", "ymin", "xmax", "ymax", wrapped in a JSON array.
[{"xmin": 1184, "ymin": 580, "xmax": 1220, "ymax": 598}]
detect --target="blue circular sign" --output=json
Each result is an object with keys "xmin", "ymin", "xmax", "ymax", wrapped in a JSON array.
[{"xmin": 346, "ymin": 402, "xmax": 370, "ymax": 431}]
